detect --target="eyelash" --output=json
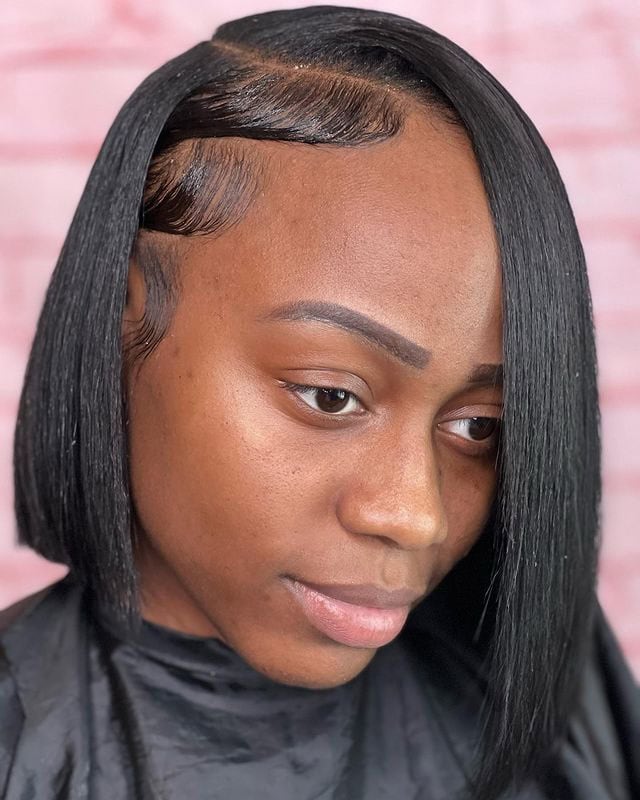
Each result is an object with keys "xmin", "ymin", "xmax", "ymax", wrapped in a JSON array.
[{"xmin": 279, "ymin": 380, "xmax": 502, "ymax": 455}]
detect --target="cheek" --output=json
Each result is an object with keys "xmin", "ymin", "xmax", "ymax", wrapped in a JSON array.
[
  {"xmin": 126, "ymin": 357, "xmax": 331, "ymax": 591},
  {"xmin": 434, "ymin": 451, "xmax": 496, "ymax": 583}
]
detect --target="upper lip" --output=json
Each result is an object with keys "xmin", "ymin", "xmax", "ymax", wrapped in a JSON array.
[{"xmin": 287, "ymin": 577, "xmax": 425, "ymax": 609}]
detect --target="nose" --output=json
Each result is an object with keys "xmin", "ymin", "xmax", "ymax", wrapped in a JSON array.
[{"xmin": 335, "ymin": 426, "xmax": 448, "ymax": 551}]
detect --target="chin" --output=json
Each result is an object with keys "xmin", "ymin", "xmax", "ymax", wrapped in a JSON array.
[{"xmin": 249, "ymin": 638, "xmax": 379, "ymax": 690}]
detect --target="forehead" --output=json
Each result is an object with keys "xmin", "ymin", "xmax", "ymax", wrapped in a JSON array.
[
  {"xmin": 179, "ymin": 111, "xmax": 501, "ymax": 363},
  {"xmin": 248, "ymin": 111, "xmax": 496, "ymax": 252}
]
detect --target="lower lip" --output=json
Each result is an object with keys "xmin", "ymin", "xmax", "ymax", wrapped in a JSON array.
[{"xmin": 283, "ymin": 577, "xmax": 410, "ymax": 649}]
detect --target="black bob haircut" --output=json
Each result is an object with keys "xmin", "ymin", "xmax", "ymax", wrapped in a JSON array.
[{"xmin": 13, "ymin": 6, "xmax": 601, "ymax": 799}]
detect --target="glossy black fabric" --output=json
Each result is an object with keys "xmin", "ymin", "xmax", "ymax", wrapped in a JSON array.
[{"xmin": 0, "ymin": 576, "xmax": 638, "ymax": 799}]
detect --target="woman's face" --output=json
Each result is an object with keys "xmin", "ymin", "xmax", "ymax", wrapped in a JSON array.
[{"xmin": 123, "ymin": 111, "xmax": 502, "ymax": 688}]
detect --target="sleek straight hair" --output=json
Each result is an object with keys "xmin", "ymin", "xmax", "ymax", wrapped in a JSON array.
[{"xmin": 13, "ymin": 6, "xmax": 600, "ymax": 799}]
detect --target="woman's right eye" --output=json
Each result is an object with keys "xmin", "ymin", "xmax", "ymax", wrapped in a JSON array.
[{"xmin": 279, "ymin": 381, "xmax": 364, "ymax": 417}]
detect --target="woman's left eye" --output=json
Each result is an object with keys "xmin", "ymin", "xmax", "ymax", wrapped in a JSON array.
[
  {"xmin": 438, "ymin": 417, "xmax": 501, "ymax": 449},
  {"xmin": 280, "ymin": 381, "xmax": 363, "ymax": 416}
]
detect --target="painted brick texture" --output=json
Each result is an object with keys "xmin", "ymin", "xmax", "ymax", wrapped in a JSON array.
[{"xmin": 1, "ymin": 0, "xmax": 639, "ymax": 676}]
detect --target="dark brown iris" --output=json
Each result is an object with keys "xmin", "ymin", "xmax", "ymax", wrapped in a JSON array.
[
  {"xmin": 316, "ymin": 388, "xmax": 350, "ymax": 414},
  {"xmin": 468, "ymin": 417, "xmax": 498, "ymax": 440}
]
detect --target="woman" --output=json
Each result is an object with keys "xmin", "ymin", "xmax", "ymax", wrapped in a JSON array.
[{"xmin": 0, "ymin": 5, "xmax": 638, "ymax": 799}]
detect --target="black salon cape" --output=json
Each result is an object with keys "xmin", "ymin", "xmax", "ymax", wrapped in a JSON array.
[{"xmin": 0, "ymin": 576, "xmax": 638, "ymax": 800}]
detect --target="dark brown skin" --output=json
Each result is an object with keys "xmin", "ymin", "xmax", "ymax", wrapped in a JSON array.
[{"xmin": 122, "ymin": 111, "xmax": 502, "ymax": 689}]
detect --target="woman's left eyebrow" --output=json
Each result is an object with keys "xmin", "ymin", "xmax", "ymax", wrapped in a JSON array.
[
  {"xmin": 257, "ymin": 299, "xmax": 431, "ymax": 371},
  {"xmin": 467, "ymin": 363, "xmax": 503, "ymax": 386}
]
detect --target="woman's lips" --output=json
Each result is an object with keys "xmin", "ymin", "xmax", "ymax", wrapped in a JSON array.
[{"xmin": 282, "ymin": 576, "xmax": 414, "ymax": 648}]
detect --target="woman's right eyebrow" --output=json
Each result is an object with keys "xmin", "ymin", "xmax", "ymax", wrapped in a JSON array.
[
  {"xmin": 257, "ymin": 300, "xmax": 502, "ymax": 387},
  {"xmin": 257, "ymin": 299, "xmax": 431, "ymax": 371}
]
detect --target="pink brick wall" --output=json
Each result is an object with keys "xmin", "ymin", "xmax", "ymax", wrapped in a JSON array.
[{"xmin": 1, "ymin": 1, "xmax": 639, "ymax": 676}]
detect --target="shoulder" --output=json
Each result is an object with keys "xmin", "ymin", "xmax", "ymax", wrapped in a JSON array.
[
  {"xmin": 578, "ymin": 605, "xmax": 639, "ymax": 791},
  {"xmin": 0, "ymin": 574, "xmax": 87, "ymax": 711},
  {"xmin": 545, "ymin": 603, "xmax": 640, "ymax": 799},
  {"xmin": 406, "ymin": 596, "xmax": 640, "ymax": 799},
  {"xmin": 0, "ymin": 575, "xmax": 93, "ymax": 796},
  {"xmin": 0, "ymin": 576, "xmax": 75, "ymax": 793},
  {"xmin": 0, "ymin": 581, "xmax": 58, "ymax": 635},
  {"xmin": 0, "ymin": 572, "xmax": 84, "ymax": 647}
]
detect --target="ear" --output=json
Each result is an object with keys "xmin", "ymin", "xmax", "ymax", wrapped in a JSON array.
[
  {"xmin": 122, "ymin": 255, "xmax": 147, "ymax": 338},
  {"xmin": 121, "ymin": 253, "xmax": 149, "ymax": 392}
]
